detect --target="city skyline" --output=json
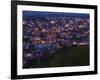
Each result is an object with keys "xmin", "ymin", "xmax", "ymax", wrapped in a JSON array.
[{"xmin": 23, "ymin": 11, "xmax": 90, "ymax": 69}]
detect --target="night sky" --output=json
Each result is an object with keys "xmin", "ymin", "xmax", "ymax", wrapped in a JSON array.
[{"xmin": 23, "ymin": 11, "xmax": 89, "ymax": 19}]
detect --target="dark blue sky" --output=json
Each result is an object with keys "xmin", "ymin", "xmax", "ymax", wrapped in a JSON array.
[{"xmin": 23, "ymin": 11, "xmax": 89, "ymax": 19}]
